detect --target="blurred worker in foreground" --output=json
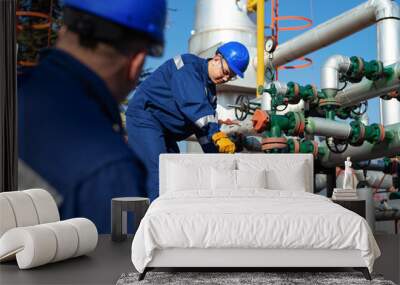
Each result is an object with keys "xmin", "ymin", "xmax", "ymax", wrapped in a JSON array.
[
  {"xmin": 18, "ymin": 0, "xmax": 167, "ymax": 233},
  {"xmin": 126, "ymin": 42, "xmax": 250, "ymax": 201}
]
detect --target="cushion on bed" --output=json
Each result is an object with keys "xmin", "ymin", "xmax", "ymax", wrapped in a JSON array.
[
  {"xmin": 211, "ymin": 169, "xmax": 267, "ymax": 191},
  {"xmin": 237, "ymin": 169, "xmax": 267, "ymax": 189},
  {"xmin": 211, "ymin": 168, "xmax": 236, "ymax": 190},
  {"xmin": 237, "ymin": 158, "xmax": 308, "ymax": 191},
  {"xmin": 167, "ymin": 159, "xmax": 236, "ymax": 192}
]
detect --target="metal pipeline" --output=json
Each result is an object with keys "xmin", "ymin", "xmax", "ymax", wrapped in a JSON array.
[
  {"xmin": 305, "ymin": 117, "xmax": 352, "ymax": 140},
  {"xmin": 365, "ymin": 171, "xmax": 393, "ymax": 189},
  {"xmin": 320, "ymin": 122, "xmax": 400, "ymax": 167},
  {"xmin": 256, "ymin": 0, "xmax": 265, "ymax": 96},
  {"xmin": 335, "ymin": 61, "xmax": 400, "ymax": 107},
  {"xmin": 270, "ymin": 0, "xmax": 398, "ymax": 69},
  {"xmin": 320, "ymin": 55, "xmax": 352, "ymax": 94},
  {"xmin": 377, "ymin": 2, "xmax": 400, "ymax": 125}
]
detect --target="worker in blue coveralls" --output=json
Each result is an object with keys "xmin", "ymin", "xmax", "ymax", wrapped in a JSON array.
[
  {"xmin": 18, "ymin": 0, "xmax": 167, "ymax": 233},
  {"xmin": 126, "ymin": 42, "xmax": 250, "ymax": 201}
]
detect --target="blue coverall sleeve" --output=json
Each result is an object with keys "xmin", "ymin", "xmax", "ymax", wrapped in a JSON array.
[
  {"xmin": 76, "ymin": 158, "xmax": 146, "ymax": 234},
  {"xmin": 171, "ymin": 65, "xmax": 220, "ymax": 142}
]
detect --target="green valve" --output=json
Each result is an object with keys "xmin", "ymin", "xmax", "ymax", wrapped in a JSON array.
[
  {"xmin": 365, "ymin": 60, "xmax": 385, "ymax": 81},
  {"xmin": 346, "ymin": 56, "xmax": 365, "ymax": 83},
  {"xmin": 385, "ymin": 130, "xmax": 395, "ymax": 142},
  {"xmin": 299, "ymin": 140, "xmax": 315, "ymax": 154},
  {"xmin": 364, "ymin": 123, "xmax": 383, "ymax": 144}
]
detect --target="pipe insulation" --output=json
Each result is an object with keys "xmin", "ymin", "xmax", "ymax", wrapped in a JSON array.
[
  {"xmin": 305, "ymin": 117, "xmax": 352, "ymax": 140},
  {"xmin": 365, "ymin": 171, "xmax": 393, "ymax": 189},
  {"xmin": 320, "ymin": 121, "xmax": 400, "ymax": 167},
  {"xmin": 321, "ymin": 55, "xmax": 352, "ymax": 91},
  {"xmin": 377, "ymin": 2, "xmax": 400, "ymax": 125},
  {"xmin": 271, "ymin": 0, "xmax": 399, "ymax": 68},
  {"xmin": 335, "ymin": 62, "xmax": 400, "ymax": 107}
]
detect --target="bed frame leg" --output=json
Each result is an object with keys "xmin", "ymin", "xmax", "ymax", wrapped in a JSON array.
[
  {"xmin": 354, "ymin": 267, "xmax": 371, "ymax": 280},
  {"xmin": 138, "ymin": 268, "xmax": 148, "ymax": 281}
]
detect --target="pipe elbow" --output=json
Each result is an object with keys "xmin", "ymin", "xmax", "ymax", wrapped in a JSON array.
[
  {"xmin": 321, "ymin": 55, "xmax": 351, "ymax": 91},
  {"xmin": 369, "ymin": 0, "xmax": 400, "ymax": 20}
]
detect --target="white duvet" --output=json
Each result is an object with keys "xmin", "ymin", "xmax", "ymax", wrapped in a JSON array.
[{"xmin": 131, "ymin": 190, "xmax": 380, "ymax": 273}]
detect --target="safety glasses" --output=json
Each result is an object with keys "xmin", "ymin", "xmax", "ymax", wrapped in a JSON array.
[{"xmin": 220, "ymin": 58, "xmax": 237, "ymax": 81}]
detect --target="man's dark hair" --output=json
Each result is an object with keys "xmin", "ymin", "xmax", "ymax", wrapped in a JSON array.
[{"xmin": 63, "ymin": 6, "xmax": 152, "ymax": 56}]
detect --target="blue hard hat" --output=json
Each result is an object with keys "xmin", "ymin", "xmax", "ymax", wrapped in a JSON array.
[
  {"xmin": 217, "ymin": 41, "xmax": 250, "ymax": 78},
  {"xmin": 64, "ymin": 0, "xmax": 167, "ymax": 56}
]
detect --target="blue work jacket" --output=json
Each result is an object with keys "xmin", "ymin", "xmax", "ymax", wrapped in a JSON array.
[
  {"xmin": 127, "ymin": 54, "xmax": 220, "ymax": 149},
  {"xmin": 18, "ymin": 48, "xmax": 145, "ymax": 233}
]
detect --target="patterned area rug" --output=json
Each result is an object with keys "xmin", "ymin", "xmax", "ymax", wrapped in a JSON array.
[{"xmin": 116, "ymin": 271, "xmax": 396, "ymax": 285}]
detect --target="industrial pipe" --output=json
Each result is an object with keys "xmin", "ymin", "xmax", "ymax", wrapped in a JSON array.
[
  {"xmin": 377, "ymin": 1, "xmax": 400, "ymax": 125},
  {"xmin": 320, "ymin": 55, "xmax": 351, "ymax": 94},
  {"xmin": 365, "ymin": 171, "xmax": 393, "ymax": 189},
  {"xmin": 320, "ymin": 122, "xmax": 400, "ymax": 167},
  {"xmin": 335, "ymin": 62, "xmax": 400, "ymax": 107},
  {"xmin": 256, "ymin": 0, "xmax": 265, "ymax": 96},
  {"xmin": 305, "ymin": 117, "xmax": 352, "ymax": 140},
  {"xmin": 270, "ymin": 0, "xmax": 398, "ymax": 68}
]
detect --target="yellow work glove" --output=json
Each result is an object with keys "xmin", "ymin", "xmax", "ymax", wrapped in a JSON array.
[{"xmin": 212, "ymin": 131, "xmax": 236, "ymax": 154}]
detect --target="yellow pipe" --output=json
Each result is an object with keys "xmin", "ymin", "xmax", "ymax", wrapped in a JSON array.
[{"xmin": 256, "ymin": 0, "xmax": 265, "ymax": 97}]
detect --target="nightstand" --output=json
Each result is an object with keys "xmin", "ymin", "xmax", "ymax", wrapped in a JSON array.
[
  {"xmin": 332, "ymin": 199, "xmax": 366, "ymax": 218},
  {"xmin": 111, "ymin": 197, "xmax": 150, "ymax": 242}
]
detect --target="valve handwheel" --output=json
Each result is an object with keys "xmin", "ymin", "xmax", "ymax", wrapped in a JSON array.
[
  {"xmin": 234, "ymin": 95, "xmax": 250, "ymax": 121},
  {"xmin": 326, "ymin": 137, "xmax": 348, "ymax": 154}
]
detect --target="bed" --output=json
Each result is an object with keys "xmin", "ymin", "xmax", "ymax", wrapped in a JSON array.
[{"xmin": 131, "ymin": 154, "xmax": 380, "ymax": 280}]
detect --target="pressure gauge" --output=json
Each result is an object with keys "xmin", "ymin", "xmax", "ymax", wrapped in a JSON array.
[{"xmin": 265, "ymin": 36, "xmax": 277, "ymax": 53}]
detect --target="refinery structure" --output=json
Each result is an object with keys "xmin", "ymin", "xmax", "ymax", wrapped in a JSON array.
[{"xmin": 187, "ymin": 0, "xmax": 400, "ymax": 216}]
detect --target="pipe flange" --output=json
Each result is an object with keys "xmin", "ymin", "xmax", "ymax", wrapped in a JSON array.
[
  {"xmin": 366, "ymin": 61, "xmax": 384, "ymax": 81},
  {"xmin": 293, "ymin": 112, "xmax": 305, "ymax": 136},
  {"xmin": 368, "ymin": 123, "xmax": 386, "ymax": 143},
  {"xmin": 252, "ymin": 109, "xmax": 270, "ymax": 133},
  {"xmin": 261, "ymin": 137, "xmax": 288, "ymax": 151},
  {"xmin": 310, "ymin": 84, "xmax": 319, "ymax": 102},
  {"xmin": 349, "ymin": 121, "xmax": 366, "ymax": 146},
  {"xmin": 287, "ymin": 138, "xmax": 300, "ymax": 153},
  {"xmin": 378, "ymin": 124, "xmax": 386, "ymax": 143},
  {"xmin": 288, "ymin": 82, "xmax": 301, "ymax": 104},
  {"xmin": 347, "ymin": 56, "xmax": 365, "ymax": 83},
  {"xmin": 311, "ymin": 140, "xmax": 319, "ymax": 158},
  {"xmin": 319, "ymin": 98, "xmax": 341, "ymax": 107}
]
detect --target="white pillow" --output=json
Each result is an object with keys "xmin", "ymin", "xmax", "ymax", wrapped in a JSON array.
[
  {"xmin": 265, "ymin": 163, "xmax": 307, "ymax": 191},
  {"xmin": 211, "ymin": 169, "xmax": 267, "ymax": 191},
  {"xmin": 237, "ymin": 157, "xmax": 308, "ymax": 191},
  {"xmin": 166, "ymin": 159, "xmax": 236, "ymax": 192},
  {"xmin": 167, "ymin": 162, "xmax": 211, "ymax": 191},
  {"xmin": 236, "ymin": 169, "xmax": 267, "ymax": 189},
  {"xmin": 211, "ymin": 168, "xmax": 236, "ymax": 190}
]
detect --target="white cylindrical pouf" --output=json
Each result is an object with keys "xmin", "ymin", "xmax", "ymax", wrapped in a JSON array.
[
  {"xmin": 42, "ymin": 221, "xmax": 79, "ymax": 262},
  {"xmin": 0, "ymin": 196, "xmax": 17, "ymax": 238},
  {"xmin": 1, "ymin": 192, "xmax": 39, "ymax": 227},
  {"xmin": 0, "ymin": 226, "xmax": 57, "ymax": 269},
  {"xmin": 24, "ymin": 189, "xmax": 60, "ymax": 223},
  {"xmin": 65, "ymin": 218, "xmax": 98, "ymax": 257}
]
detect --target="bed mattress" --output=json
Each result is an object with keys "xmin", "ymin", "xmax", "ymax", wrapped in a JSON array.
[{"xmin": 131, "ymin": 190, "xmax": 380, "ymax": 273}]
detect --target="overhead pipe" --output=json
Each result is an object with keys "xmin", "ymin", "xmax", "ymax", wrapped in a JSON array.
[
  {"xmin": 320, "ymin": 122, "xmax": 400, "ymax": 167},
  {"xmin": 335, "ymin": 61, "xmax": 400, "ymax": 107},
  {"xmin": 270, "ymin": 0, "xmax": 399, "ymax": 69}
]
